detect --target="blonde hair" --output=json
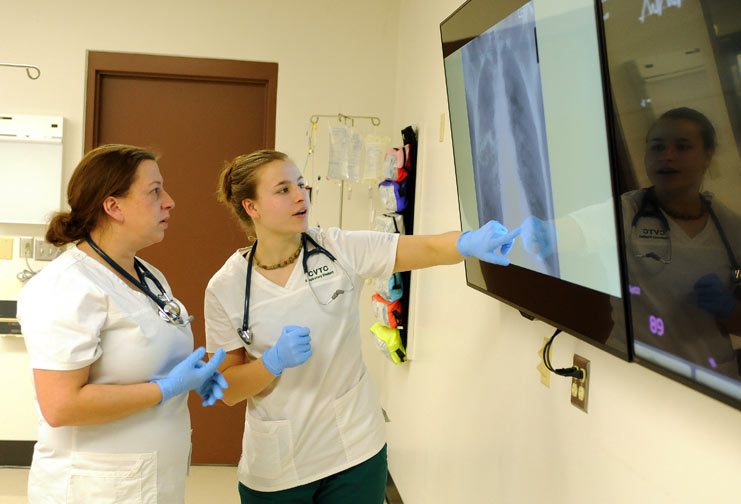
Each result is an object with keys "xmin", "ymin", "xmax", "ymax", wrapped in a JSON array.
[{"xmin": 217, "ymin": 150, "xmax": 289, "ymax": 237}]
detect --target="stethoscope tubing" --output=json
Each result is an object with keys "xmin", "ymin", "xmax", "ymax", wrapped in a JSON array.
[
  {"xmin": 238, "ymin": 233, "xmax": 342, "ymax": 345},
  {"xmin": 85, "ymin": 235, "xmax": 192, "ymax": 326}
]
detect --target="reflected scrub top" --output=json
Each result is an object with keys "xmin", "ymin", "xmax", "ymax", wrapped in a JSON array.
[
  {"xmin": 205, "ymin": 227, "xmax": 399, "ymax": 491},
  {"xmin": 621, "ymin": 189, "xmax": 741, "ymax": 374},
  {"xmin": 16, "ymin": 246, "xmax": 193, "ymax": 503}
]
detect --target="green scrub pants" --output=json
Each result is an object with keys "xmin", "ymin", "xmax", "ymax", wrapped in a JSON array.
[{"xmin": 238, "ymin": 444, "xmax": 387, "ymax": 503}]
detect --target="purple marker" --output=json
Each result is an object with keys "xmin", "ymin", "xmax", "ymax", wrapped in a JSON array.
[
  {"xmin": 629, "ymin": 285, "xmax": 641, "ymax": 295},
  {"xmin": 708, "ymin": 358, "xmax": 717, "ymax": 369}
]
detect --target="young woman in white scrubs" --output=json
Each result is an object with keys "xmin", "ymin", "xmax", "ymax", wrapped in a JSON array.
[
  {"xmin": 16, "ymin": 144, "xmax": 227, "ymax": 503},
  {"xmin": 204, "ymin": 150, "xmax": 519, "ymax": 503},
  {"xmin": 620, "ymin": 108, "xmax": 741, "ymax": 375}
]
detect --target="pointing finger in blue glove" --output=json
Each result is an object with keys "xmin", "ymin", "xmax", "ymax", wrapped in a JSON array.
[
  {"xmin": 520, "ymin": 215, "xmax": 557, "ymax": 261},
  {"xmin": 457, "ymin": 220, "xmax": 521, "ymax": 266}
]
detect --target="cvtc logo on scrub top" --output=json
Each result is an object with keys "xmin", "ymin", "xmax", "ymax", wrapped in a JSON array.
[
  {"xmin": 306, "ymin": 265, "xmax": 334, "ymax": 281},
  {"xmin": 639, "ymin": 228, "xmax": 668, "ymax": 239}
]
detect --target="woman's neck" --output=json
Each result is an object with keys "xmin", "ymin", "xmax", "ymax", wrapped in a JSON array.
[
  {"xmin": 80, "ymin": 228, "xmax": 138, "ymax": 274},
  {"xmin": 653, "ymin": 186, "xmax": 704, "ymax": 216},
  {"xmin": 254, "ymin": 230, "xmax": 302, "ymax": 266}
]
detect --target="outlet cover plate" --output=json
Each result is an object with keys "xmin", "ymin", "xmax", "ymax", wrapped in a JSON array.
[
  {"xmin": 571, "ymin": 354, "xmax": 590, "ymax": 413},
  {"xmin": 19, "ymin": 237, "xmax": 34, "ymax": 258},
  {"xmin": 34, "ymin": 239, "xmax": 60, "ymax": 261}
]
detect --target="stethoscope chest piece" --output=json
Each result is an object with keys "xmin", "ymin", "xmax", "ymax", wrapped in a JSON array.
[
  {"xmin": 237, "ymin": 327, "xmax": 253, "ymax": 345},
  {"xmin": 157, "ymin": 298, "xmax": 194, "ymax": 326},
  {"xmin": 161, "ymin": 299, "xmax": 181, "ymax": 318}
]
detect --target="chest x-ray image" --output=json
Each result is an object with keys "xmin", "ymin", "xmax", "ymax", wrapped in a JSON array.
[{"xmin": 461, "ymin": 2, "xmax": 559, "ymax": 278}]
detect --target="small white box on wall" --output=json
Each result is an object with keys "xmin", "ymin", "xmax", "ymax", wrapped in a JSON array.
[{"xmin": 0, "ymin": 114, "xmax": 64, "ymax": 224}]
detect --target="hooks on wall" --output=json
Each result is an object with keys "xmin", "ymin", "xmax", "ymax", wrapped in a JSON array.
[
  {"xmin": 310, "ymin": 113, "xmax": 381, "ymax": 127},
  {"xmin": 0, "ymin": 62, "xmax": 41, "ymax": 80}
]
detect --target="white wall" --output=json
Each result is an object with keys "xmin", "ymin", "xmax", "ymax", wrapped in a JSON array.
[
  {"xmin": 0, "ymin": 0, "xmax": 400, "ymax": 440},
  {"xmin": 368, "ymin": 1, "xmax": 741, "ymax": 503}
]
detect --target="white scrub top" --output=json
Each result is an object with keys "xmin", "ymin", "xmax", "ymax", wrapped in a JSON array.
[
  {"xmin": 205, "ymin": 227, "xmax": 399, "ymax": 492},
  {"xmin": 622, "ymin": 189, "xmax": 741, "ymax": 375},
  {"xmin": 16, "ymin": 246, "xmax": 193, "ymax": 504}
]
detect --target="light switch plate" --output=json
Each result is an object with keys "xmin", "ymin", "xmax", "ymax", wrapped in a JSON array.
[
  {"xmin": 537, "ymin": 337, "xmax": 550, "ymax": 387},
  {"xmin": 0, "ymin": 238, "xmax": 13, "ymax": 260}
]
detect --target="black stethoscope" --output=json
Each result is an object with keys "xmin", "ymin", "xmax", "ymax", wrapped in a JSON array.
[
  {"xmin": 631, "ymin": 188, "xmax": 741, "ymax": 284},
  {"xmin": 237, "ymin": 233, "xmax": 353, "ymax": 346},
  {"xmin": 85, "ymin": 235, "xmax": 194, "ymax": 327}
]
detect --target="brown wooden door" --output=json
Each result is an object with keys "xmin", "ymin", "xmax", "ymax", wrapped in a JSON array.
[{"xmin": 85, "ymin": 50, "xmax": 277, "ymax": 464}]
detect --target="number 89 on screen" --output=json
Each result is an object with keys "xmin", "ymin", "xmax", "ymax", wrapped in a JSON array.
[{"xmin": 649, "ymin": 315, "xmax": 664, "ymax": 336}]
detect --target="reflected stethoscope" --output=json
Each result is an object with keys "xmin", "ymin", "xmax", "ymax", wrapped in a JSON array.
[
  {"xmin": 86, "ymin": 235, "xmax": 194, "ymax": 327},
  {"xmin": 237, "ymin": 233, "xmax": 354, "ymax": 346},
  {"xmin": 631, "ymin": 188, "xmax": 741, "ymax": 284}
]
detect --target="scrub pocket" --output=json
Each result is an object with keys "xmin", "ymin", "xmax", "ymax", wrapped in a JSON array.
[
  {"xmin": 333, "ymin": 371, "xmax": 386, "ymax": 461},
  {"xmin": 242, "ymin": 415, "xmax": 295, "ymax": 480},
  {"xmin": 66, "ymin": 451, "xmax": 157, "ymax": 504}
]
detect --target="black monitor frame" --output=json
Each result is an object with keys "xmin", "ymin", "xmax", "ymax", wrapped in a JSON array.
[
  {"xmin": 597, "ymin": 0, "xmax": 741, "ymax": 411},
  {"xmin": 440, "ymin": 0, "xmax": 633, "ymax": 362}
]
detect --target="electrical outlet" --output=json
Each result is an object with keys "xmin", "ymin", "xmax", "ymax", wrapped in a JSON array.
[
  {"xmin": 34, "ymin": 239, "xmax": 60, "ymax": 261},
  {"xmin": 19, "ymin": 237, "xmax": 34, "ymax": 258},
  {"xmin": 570, "ymin": 354, "xmax": 590, "ymax": 413}
]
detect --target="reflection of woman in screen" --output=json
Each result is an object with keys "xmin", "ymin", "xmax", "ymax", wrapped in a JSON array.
[{"xmin": 624, "ymin": 107, "xmax": 741, "ymax": 377}]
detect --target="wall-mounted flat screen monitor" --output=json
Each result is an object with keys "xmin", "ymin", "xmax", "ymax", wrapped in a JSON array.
[
  {"xmin": 441, "ymin": 0, "xmax": 631, "ymax": 359},
  {"xmin": 602, "ymin": 0, "xmax": 741, "ymax": 408}
]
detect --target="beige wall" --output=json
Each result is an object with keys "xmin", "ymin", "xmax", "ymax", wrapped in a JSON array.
[
  {"xmin": 369, "ymin": 0, "xmax": 741, "ymax": 503},
  {"xmin": 3, "ymin": 1, "xmax": 741, "ymax": 502}
]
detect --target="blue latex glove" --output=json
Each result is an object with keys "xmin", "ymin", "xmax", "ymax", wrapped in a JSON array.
[
  {"xmin": 694, "ymin": 273, "xmax": 737, "ymax": 319},
  {"xmin": 520, "ymin": 215, "xmax": 557, "ymax": 260},
  {"xmin": 152, "ymin": 347, "xmax": 226, "ymax": 405},
  {"xmin": 262, "ymin": 325, "xmax": 312, "ymax": 376},
  {"xmin": 196, "ymin": 372, "xmax": 228, "ymax": 407},
  {"xmin": 195, "ymin": 348, "xmax": 229, "ymax": 407},
  {"xmin": 456, "ymin": 220, "xmax": 521, "ymax": 266}
]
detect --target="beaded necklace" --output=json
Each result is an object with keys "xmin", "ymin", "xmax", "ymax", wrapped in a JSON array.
[
  {"xmin": 254, "ymin": 242, "xmax": 302, "ymax": 270},
  {"xmin": 660, "ymin": 201, "xmax": 707, "ymax": 220}
]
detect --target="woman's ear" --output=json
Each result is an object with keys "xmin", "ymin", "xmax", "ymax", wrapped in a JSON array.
[
  {"xmin": 102, "ymin": 196, "xmax": 125, "ymax": 223},
  {"xmin": 242, "ymin": 198, "xmax": 260, "ymax": 220}
]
